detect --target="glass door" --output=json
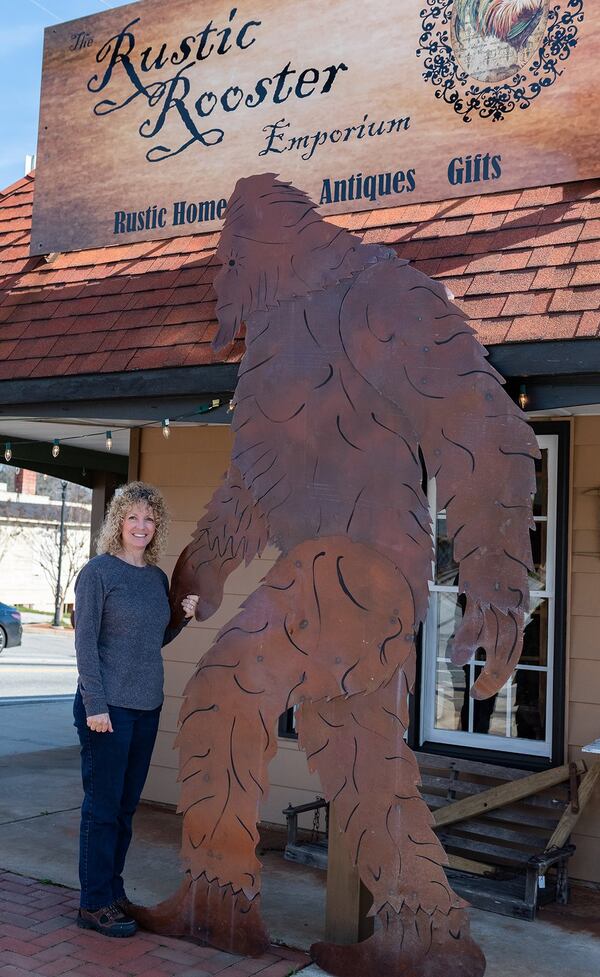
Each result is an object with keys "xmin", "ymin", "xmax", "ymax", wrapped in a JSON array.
[{"xmin": 420, "ymin": 435, "xmax": 557, "ymax": 759}]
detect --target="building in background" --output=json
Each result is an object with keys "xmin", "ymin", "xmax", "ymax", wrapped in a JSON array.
[{"xmin": 0, "ymin": 468, "xmax": 91, "ymax": 612}]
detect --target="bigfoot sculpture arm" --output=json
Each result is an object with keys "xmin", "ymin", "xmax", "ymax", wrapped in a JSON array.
[
  {"xmin": 169, "ymin": 464, "xmax": 269, "ymax": 626},
  {"xmin": 341, "ymin": 260, "xmax": 538, "ymax": 699}
]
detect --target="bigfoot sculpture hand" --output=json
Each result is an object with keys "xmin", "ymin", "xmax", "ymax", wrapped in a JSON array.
[{"xmin": 132, "ymin": 174, "xmax": 537, "ymax": 977}]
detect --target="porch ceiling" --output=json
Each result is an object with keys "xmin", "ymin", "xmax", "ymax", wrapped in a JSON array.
[
  {"xmin": 0, "ymin": 426, "xmax": 129, "ymax": 488},
  {"xmin": 0, "ymin": 418, "xmax": 131, "ymax": 457},
  {"xmin": 530, "ymin": 404, "xmax": 600, "ymax": 417},
  {"xmin": 0, "ymin": 409, "xmax": 233, "ymax": 459}
]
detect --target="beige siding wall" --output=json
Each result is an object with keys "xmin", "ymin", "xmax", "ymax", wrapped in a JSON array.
[
  {"xmin": 568, "ymin": 416, "xmax": 600, "ymax": 884},
  {"xmin": 139, "ymin": 425, "xmax": 322, "ymax": 826}
]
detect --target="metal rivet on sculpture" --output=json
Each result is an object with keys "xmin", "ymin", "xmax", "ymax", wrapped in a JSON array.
[{"xmin": 131, "ymin": 173, "xmax": 538, "ymax": 977}]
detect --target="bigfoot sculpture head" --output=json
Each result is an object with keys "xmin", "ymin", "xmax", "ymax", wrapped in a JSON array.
[{"xmin": 212, "ymin": 172, "xmax": 391, "ymax": 350}]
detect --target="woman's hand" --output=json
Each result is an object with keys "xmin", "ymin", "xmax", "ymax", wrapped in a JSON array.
[
  {"xmin": 87, "ymin": 713, "xmax": 113, "ymax": 733},
  {"xmin": 181, "ymin": 594, "xmax": 200, "ymax": 619}
]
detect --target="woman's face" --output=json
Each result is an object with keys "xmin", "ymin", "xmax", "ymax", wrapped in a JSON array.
[{"xmin": 121, "ymin": 502, "xmax": 156, "ymax": 553}]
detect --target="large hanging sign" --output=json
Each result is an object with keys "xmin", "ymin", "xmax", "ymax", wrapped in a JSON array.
[{"xmin": 31, "ymin": 0, "xmax": 595, "ymax": 255}]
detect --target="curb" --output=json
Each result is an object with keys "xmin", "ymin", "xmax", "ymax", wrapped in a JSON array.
[
  {"xmin": 0, "ymin": 694, "xmax": 75, "ymax": 706},
  {"xmin": 0, "ymin": 658, "xmax": 76, "ymax": 666}
]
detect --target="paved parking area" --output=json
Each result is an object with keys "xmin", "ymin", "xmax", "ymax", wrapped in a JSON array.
[{"xmin": 0, "ymin": 625, "xmax": 76, "ymax": 700}]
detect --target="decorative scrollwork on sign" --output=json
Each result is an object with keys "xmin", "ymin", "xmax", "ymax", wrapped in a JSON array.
[{"xmin": 416, "ymin": 0, "xmax": 585, "ymax": 123}]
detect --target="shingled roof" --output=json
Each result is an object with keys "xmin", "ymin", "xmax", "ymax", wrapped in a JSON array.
[{"xmin": 0, "ymin": 173, "xmax": 598, "ymax": 383}]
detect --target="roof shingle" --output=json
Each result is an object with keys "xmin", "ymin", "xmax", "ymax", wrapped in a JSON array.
[{"xmin": 0, "ymin": 173, "xmax": 598, "ymax": 382}]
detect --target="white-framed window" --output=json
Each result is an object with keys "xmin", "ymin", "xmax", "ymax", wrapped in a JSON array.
[{"xmin": 420, "ymin": 434, "xmax": 557, "ymax": 759}]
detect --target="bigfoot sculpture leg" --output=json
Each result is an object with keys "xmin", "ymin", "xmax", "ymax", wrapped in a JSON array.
[
  {"xmin": 133, "ymin": 536, "xmax": 425, "ymax": 959},
  {"xmin": 134, "ymin": 536, "xmax": 486, "ymax": 974},
  {"xmin": 129, "ymin": 634, "xmax": 277, "ymax": 953},
  {"xmin": 299, "ymin": 681, "xmax": 485, "ymax": 977},
  {"xmin": 130, "ymin": 601, "xmax": 312, "ymax": 954}
]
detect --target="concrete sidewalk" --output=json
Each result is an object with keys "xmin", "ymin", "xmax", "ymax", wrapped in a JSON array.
[
  {"xmin": 1, "ymin": 700, "xmax": 600, "ymax": 977},
  {"xmin": 0, "ymin": 700, "xmax": 326, "ymax": 955}
]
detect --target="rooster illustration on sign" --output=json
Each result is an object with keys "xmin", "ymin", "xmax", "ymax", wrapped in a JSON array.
[
  {"xmin": 453, "ymin": 0, "xmax": 548, "ymax": 82},
  {"xmin": 455, "ymin": 0, "xmax": 546, "ymax": 50}
]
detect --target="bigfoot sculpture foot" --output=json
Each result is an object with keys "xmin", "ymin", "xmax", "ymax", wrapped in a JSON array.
[
  {"xmin": 311, "ymin": 906, "xmax": 486, "ymax": 977},
  {"xmin": 129, "ymin": 873, "xmax": 270, "ymax": 956}
]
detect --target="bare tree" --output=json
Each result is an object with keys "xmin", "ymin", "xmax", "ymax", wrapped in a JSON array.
[
  {"xmin": 38, "ymin": 527, "xmax": 89, "ymax": 617},
  {"xmin": 0, "ymin": 523, "xmax": 23, "ymax": 564}
]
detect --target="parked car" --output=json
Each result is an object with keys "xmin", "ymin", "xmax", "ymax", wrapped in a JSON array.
[{"xmin": 0, "ymin": 602, "xmax": 22, "ymax": 653}]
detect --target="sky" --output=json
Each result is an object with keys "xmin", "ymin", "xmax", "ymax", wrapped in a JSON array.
[{"xmin": 0, "ymin": 0, "xmax": 134, "ymax": 191}]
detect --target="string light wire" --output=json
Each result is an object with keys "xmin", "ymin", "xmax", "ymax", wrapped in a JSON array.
[{"xmin": 0, "ymin": 399, "xmax": 224, "ymax": 460}]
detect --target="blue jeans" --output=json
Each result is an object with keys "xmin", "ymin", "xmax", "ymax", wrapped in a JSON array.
[{"xmin": 73, "ymin": 689, "xmax": 161, "ymax": 910}]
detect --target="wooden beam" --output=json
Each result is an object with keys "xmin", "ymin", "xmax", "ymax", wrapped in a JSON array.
[
  {"xmin": 447, "ymin": 854, "xmax": 495, "ymax": 876},
  {"xmin": 433, "ymin": 761, "xmax": 585, "ymax": 829},
  {"xmin": 89, "ymin": 471, "xmax": 121, "ymax": 559},
  {"xmin": 0, "ymin": 396, "xmax": 234, "ymax": 423},
  {"xmin": 325, "ymin": 802, "xmax": 373, "ymax": 945},
  {"xmin": 489, "ymin": 339, "xmax": 600, "ymax": 379},
  {"xmin": 0, "ymin": 364, "xmax": 239, "ymax": 407},
  {"xmin": 128, "ymin": 427, "xmax": 141, "ymax": 482},
  {"xmin": 546, "ymin": 764, "xmax": 600, "ymax": 851}
]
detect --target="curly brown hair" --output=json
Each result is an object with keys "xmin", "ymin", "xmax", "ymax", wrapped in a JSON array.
[{"xmin": 96, "ymin": 481, "xmax": 169, "ymax": 565}]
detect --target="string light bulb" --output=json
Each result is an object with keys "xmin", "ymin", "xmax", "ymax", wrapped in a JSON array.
[
  {"xmin": 52, "ymin": 439, "xmax": 60, "ymax": 458},
  {"xmin": 106, "ymin": 431, "xmax": 113, "ymax": 451},
  {"xmin": 162, "ymin": 418, "xmax": 171, "ymax": 439},
  {"xmin": 518, "ymin": 384, "xmax": 528, "ymax": 411},
  {"xmin": 4, "ymin": 442, "xmax": 12, "ymax": 462}
]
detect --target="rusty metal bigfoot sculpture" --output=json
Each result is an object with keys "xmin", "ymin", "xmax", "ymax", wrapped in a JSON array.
[{"xmin": 132, "ymin": 174, "xmax": 538, "ymax": 977}]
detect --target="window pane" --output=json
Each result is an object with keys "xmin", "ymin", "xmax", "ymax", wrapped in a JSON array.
[
  {"xmin": 435, "ymin": 512, "xmax": 459, "ymax": 585},
  {"xmin": 519, "ymin": 598, "xmax": 548, "ymax": 668},
  {"xmin": 509, "ymin": 671, "xmax": 547, "ymax": 740},
  {"xmin": 435, "ymin": 592, "xmax": 463, "ymax": 660},
  {"xmin": 533, "ymin": 449, "xmax": 548, "ymax": 517},
  {"xmin": 474, "ymin": 599, "xmax": 548, "ymax": 669},
  {"xmin": 434, "ymin": 660, "xmax": 465, "ymax": 731},
  {"xmin": 435, "ymin": 661, "xmax": 510, "ymax": 736},
  {"xmin": 529, "ymin": 521, "xmax": 547, "ymax": 591},
  {"xmin": 471, "ymin": 665, "xmax": 509, "ymax": 736},
  {"xmin": 431, "ymin": 601, "xmax": 550, "ymax": 740}
]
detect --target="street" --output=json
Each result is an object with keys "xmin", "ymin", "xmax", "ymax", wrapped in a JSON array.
[{"xmin": 0, "ymin": 625, "xmax": 77, "ymax": 699}]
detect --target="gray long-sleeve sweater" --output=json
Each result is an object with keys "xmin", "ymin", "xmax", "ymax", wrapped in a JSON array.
[{"xmin": 74, "ymin": 553, "xmax": 185, "ymax": 716}]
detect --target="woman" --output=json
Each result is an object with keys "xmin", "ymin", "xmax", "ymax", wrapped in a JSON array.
[{"xmin": 73, "ymin": 481, "xmax": 199, "ymax": 938}]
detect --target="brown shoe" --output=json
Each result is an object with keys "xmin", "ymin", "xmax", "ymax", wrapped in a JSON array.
[
  {"xmin": 114, "ymin": 895, "xmax": 134, "ymax": 915},
  {"xmin": 77, "ymin": 903, "xmax": 137, "ymax": 938}
]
